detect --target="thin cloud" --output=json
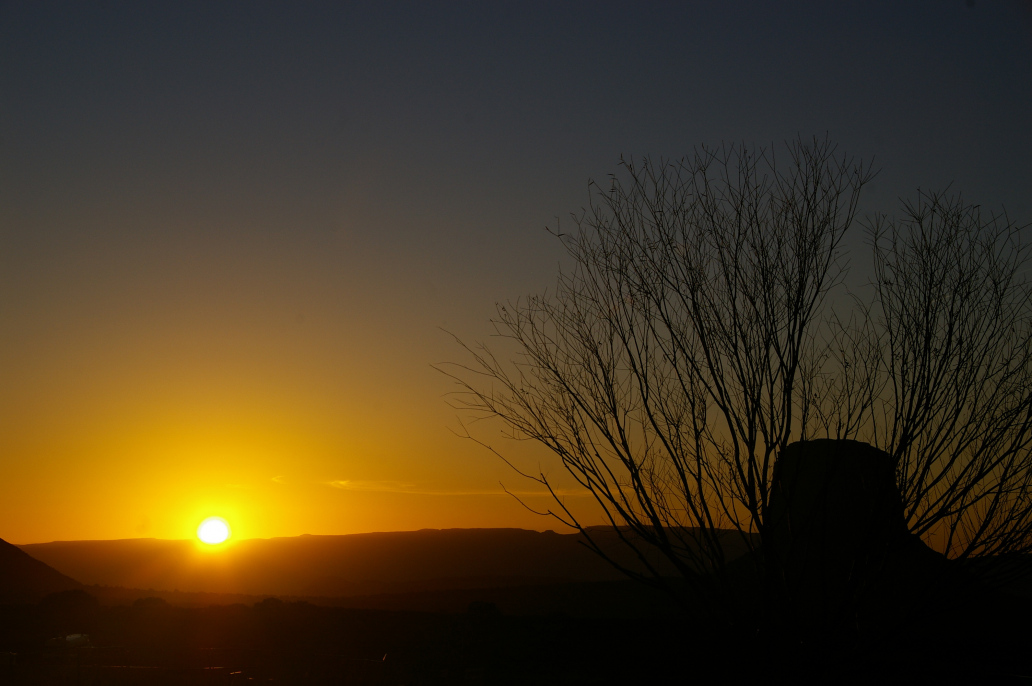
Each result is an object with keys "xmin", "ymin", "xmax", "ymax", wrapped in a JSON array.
[
  {"xmin": 327, "ymin": 479, "xmax": 414, "ymax": 493},
  {"xmin": 325, "ymin": 480, "xmax": 589, "ymax": 497},
  {"xmin": 271, "ymin": 475, "xmax": 287, "ymax": 484}
]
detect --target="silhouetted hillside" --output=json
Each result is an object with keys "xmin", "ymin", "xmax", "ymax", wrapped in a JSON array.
[
  {"xmin": 20, "ymin": 528, "xmax": 725, "ymax": 599},
  {"xmin": 0, "ymin": 537, "xmax": 82, "ymax": 603},
  {"xmin": 83, "ymin": 577, "xmax": 678, "ymax": 617},
  {"xmin": 2, "ymin": 582, "xmax": 1028, "ymax": 684}
]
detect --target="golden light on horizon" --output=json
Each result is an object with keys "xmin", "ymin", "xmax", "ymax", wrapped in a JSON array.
[{"xmin": 197, "ymin": 516, "xmax": 231, "ymax": 545}]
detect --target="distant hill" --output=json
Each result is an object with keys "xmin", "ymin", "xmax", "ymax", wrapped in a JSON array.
[
  {"xmin": 84, "ymin": 577, "xmax": 679, "ymax": 617},
  {"xmin": 0, "ymin": 536, "xmax": 82, "ymax": 603},
  {"xmin": 18, "ymin": 528, "xmax": 740, "ymax": 599}
]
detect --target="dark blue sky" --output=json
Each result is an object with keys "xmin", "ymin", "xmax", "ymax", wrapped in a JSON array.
[{"xmin": 2, "ymin": 1, "xmax": 1031, "ymax": 541}]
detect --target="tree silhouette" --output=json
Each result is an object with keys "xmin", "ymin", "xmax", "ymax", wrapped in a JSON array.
[
  {"xmin": 831, "ymin": 190, "xmax": 1032, "ymax": 565},
  {"xmin": 444, "ymin": 138, "xmax": 1032, "ymax": 626}
]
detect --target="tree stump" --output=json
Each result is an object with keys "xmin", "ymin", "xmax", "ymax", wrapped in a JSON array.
[{"xmin": 763, "ymin": 439, "xmax": 944, "ymax": 630}]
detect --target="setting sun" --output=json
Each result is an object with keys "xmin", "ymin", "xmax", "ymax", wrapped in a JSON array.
[{"xmin": 197, "ymin": 517, "xmax": 231, "ymax": 545}]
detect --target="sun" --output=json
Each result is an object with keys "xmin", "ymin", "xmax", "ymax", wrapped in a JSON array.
[{"xmin": 196, "ymin": 516, "xmax": 231, "ymax": 545}]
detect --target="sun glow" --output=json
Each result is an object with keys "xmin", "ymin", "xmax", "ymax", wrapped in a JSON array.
[{"xmin": 196, "ymin": 516, "xmax": 231, "ymax": 545}]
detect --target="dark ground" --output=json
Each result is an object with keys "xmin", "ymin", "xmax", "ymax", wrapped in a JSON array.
[{"xmin": 1, "ymin": 580, "xmax": 1031, "ymax": 685}]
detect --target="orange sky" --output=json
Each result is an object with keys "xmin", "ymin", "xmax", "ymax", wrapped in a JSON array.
[
  {"xmin": 0, "ymin": 208, "xmax": 593, "ymax": 542},
  {"xmin": 0, "ymin": 276, "xmax": 597, "ymax": 542},
  {"xmin": 2, "ymin": 2, "xmax": 1030, "ymax": 544}
]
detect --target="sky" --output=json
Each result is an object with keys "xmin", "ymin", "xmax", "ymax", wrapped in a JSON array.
[{"xmin": 1, "ymin": 1, "xmax": 1030, "ymax": 544}]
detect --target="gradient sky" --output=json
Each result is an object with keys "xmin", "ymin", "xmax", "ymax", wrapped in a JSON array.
[{"xmin": 2, "ymin": 1, "xmax": 1030, "ymax": 543}]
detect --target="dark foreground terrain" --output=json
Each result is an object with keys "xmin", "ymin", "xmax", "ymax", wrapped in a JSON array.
[
  {"xmin": 2, "ymin": 590, "xmax": 678, "ymax": 686},
  {"xmin": 5, "ymin": 528, "xmax": 1032, "ymax": 684},
  {"xmin": 1, "ymin": 583, "xmax": 1031, "ymax": 685}
]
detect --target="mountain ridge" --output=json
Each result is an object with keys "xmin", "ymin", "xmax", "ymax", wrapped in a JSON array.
[
  {"xmin": 18, "ymin": 528, "xmax": 664, "ymax": 598},
  {"xmin": 0, "ymin": 536, "xmax": 83, "ymax": 603}
]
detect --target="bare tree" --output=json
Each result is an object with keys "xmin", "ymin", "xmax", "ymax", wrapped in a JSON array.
[
  {"xmin": 443, "ymin": 138, "xmax": 1032, "ymax": 624},
  {"xmin": 828, "ymin": 191, "xmax": 1032, "ymax": 566},
  {"xmin": 444, "ymin": 138, "xmax": 874, "ymax": 613}
]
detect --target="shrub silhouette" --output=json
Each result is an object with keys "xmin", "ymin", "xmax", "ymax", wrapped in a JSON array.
[{"xmin": 38, "ymin": 589, "xmax": 98, "ymax": 635}]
